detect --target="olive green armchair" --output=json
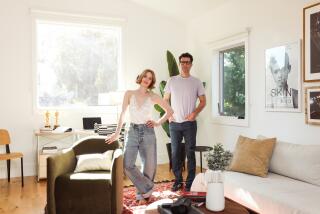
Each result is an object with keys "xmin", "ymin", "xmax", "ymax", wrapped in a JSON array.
[{"xmin": 46, "ymin": 136, "xmax": 123, "ymax": 214}]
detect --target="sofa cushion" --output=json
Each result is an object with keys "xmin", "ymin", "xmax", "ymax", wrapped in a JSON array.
[
  {"xmin": 74, "ymin": 150, "xmax": 114, "ymax": 173},
  {"xmin": 224, "ymin": 171, "xmax": 320, "ymax": 214},
  {"xmin": 55, "ymin": 171, "xmax": 112, "ymax": 214},
  {"xmin": 228, "ymin": 135, "xmax": 276, "ymax": 177},
  {"xmin": 258, "ymin": 135, "xmax": 320, "ymax": 186}
]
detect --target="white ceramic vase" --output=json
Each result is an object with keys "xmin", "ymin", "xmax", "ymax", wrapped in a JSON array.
[{"xmin": 205, "ymin": 170, "xmax": 225, "ymax": 211}]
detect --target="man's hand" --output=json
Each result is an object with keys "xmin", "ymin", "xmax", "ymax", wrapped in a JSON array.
[
  {"xmin": 185, "ymin": 112, "xmax": 197, "ymax": 121},
  {"xmin": 105, "ymin": 133, "xmax": 119, "ymax": 144},
  {"xmin": 146, "ymin": 120, "xmax": 159, "ymax": 128},
  {"xmin": 168, "ymin": 116, "xmax": 176, "ymax": 123}
]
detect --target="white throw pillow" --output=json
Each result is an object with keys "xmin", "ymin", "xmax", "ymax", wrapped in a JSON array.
[
  {"xmin": 74, "ymin": 150, "xmax": 114, "ymax": 173},
  {"xmin": 258, "ymin": 135, "xmax": 320, "ymax": 186}
]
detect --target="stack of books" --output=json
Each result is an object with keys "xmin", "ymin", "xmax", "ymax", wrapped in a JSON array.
[
  {"xmin": 97, "ymin": 125, "xmax": 109, "ymax": 135},
  {"xmin": 42, "ymin": 146, "xmax": 58, "ymax": 154},
  {"xmin": 96, "ymin": 124, "xmax": 125, "ymax": 139},
  {"xmin": 181, "ymin": 191, "xmax": 206, "ymax": 202}
]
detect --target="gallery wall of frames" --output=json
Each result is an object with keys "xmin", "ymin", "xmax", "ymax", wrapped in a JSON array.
[
  {"xmin": 303, "ymin": 2, "xmax": 320, "ymax": 125},
  {"xmin": 265, "ymin": 2, "xmax": 320, "ymax": 125}
]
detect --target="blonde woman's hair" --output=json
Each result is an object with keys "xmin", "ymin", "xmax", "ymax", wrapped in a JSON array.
[{"xmin": 136, "ymin": 69, "xmax": 156, "ymax": 89}]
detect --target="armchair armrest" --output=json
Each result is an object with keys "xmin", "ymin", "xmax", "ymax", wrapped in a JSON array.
[
  {"xmin": 46, "ymin": 149, "xmax": 76, "ymax": 214},
  {"xmin": 110, "ymin": 148, "xmax": 123, "ymax": 214}
]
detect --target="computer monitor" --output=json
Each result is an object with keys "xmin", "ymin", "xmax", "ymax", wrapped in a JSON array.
[{"xmin": 82, "ymin": 117, "xmax": 102, "ymax": 130}]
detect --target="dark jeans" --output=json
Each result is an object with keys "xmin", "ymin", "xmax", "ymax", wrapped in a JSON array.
[{"xmin": 169, "ymin": 121, "xmax": 197, "ymax": 187}]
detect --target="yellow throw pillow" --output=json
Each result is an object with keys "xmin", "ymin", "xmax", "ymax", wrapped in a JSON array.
[{"xmin": 228, "ymin": 135, "xmax": 276, "ymax": 177}]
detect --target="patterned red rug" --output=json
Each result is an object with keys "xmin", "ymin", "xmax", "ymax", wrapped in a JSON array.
[{"xmin": 122, "ymin": 181, "xmax": 183, "ymax": 214}]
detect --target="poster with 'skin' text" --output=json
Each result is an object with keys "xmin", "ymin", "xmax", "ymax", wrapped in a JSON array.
[{"xmin": 265, "ymin": 42, "xmax": 301, "ymax": 112}]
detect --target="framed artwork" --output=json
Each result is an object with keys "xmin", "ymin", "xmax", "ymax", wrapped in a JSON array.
[
  {"xmin": 305, "ymin": 86, "xmax": 320, "ymax": 125},
  {"xmin": 303, "ymin": 2, "xmax": 320, "ymax": 82},
  {"xmin": 265, "ymin": 41, "xmax": 301, "ymax": 112}
]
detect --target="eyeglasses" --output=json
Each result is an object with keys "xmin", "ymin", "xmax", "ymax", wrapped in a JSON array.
[{"xmin": 180, "ymin": 61, "xmax": 192, "ymax": 65}]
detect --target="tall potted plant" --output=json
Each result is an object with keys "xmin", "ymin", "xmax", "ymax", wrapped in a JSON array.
[
  {"xmin": 205, "ymin": 143, "xmax": 233, "ymax": 211},
  {"xmin": 154, "ymin": 50, "xmax": 179, "ymax": 137},
  {"xmin": 154, "ymin": 50, "xmax": 185, "ymax": 170}
]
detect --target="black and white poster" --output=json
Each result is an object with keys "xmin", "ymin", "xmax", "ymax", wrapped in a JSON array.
[{"xmin": 265, "ymin": 42, "xmax": 301, "ymax": 112}]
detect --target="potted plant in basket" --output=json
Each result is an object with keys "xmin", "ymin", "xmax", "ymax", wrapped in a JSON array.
[{"xmin": 205, "ymin": 143, "xmax": 233, "ymax": 212}]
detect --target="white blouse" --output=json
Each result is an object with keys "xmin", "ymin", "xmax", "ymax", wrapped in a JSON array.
[{"xmin": 128, "ymin": 94, "xmax": 153, "ymax": 124}]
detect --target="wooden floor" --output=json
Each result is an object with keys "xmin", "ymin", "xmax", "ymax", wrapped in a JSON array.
[{"xmin": 0, "ymin": 164, "xmax": 201, "ymax": 214}]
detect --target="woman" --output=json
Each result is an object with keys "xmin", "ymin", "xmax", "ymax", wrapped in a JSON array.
[{"xmin": 106, "ymin": 69, "xmax": 173, "ymax": 203}]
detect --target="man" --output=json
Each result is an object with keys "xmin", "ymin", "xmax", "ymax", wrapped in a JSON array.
[
  {"xmin": 268, "ymin": 52, "xmax": 298, "ymax": 109},
  {"xmin": 164, "ymin": 52, "xmax": 206, "ymax": 191}
]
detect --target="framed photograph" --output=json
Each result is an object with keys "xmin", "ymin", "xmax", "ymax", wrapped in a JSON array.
[
  {"xmin": 303, "ymin": 2, "xmax": 320, "ymax": 82},
  {"xmin": 265, "ymin": 42, "xmax": 301, "ymax": 112},
  {"xmin": 305, "ymin": 86, "xmax": 320, "ymax": 125}
]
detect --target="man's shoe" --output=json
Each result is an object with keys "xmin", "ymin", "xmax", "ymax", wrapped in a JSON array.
[
  {"xmin": 185, "ymin": 184, "xmax": 191, "ymax": 192},
  {"xmin": 171, "ymin": 183, "xmax": 183, "ymax": 192}
]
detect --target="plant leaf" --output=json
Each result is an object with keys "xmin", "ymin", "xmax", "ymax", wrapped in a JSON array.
[
  {"xmin": 159, "ymin": 81, "xmax": 167, "ymax": 97},
  {"xmin": 161, "ymin": 121, "xmax": 170, "ymax": 138},
  {"xmin": 166, "ymin": 50, "xmax": 179, "ymax": 77},
  {"xmin": 154, "ymin": 104, "xmax": 165, "ymax": 114}
]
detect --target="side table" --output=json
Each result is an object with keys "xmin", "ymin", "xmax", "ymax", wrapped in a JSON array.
[{"xmin": 195, "ymin": 146, "xmax": 213, "ymax": 172}]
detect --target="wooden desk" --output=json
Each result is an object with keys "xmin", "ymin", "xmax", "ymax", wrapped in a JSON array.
[{"xmin": 34, "ymin": 130, "xmax": 96, "ymax": 181}]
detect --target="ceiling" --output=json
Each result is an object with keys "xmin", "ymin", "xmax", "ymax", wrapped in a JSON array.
[{"xmin": 129, "ymin": 0, "xmax": 227, "ymax": 22}]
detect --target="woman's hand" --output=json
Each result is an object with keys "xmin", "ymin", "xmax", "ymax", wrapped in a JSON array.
[
  {"xmin": 105, "ymin": 133, "xmax": 119, "ymax": 144},
  {"xmin": 146, "ymin": 120, "xmax": 159, "ymax": 128}
]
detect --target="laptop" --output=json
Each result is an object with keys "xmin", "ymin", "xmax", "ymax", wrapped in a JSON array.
[{"xmin": 82, "ymin": 117, "xmax": 102, "ymax": 130}]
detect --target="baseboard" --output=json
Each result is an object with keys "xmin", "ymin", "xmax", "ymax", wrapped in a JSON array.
[{"xmin": 0, "ymin": 162, "xmax": 35, "ymax": 179}]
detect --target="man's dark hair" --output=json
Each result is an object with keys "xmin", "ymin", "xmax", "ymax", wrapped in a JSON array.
[{"xmin": 179, "ymin": 52, "xmax": 193, "ymax": 63}]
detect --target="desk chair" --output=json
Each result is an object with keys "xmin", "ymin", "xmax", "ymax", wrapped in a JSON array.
[{"xmin": 0, "ymin": 129, "xmax": 24, "ymax": 187}]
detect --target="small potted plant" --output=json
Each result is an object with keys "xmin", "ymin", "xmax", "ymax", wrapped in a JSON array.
[
  {"xmin": 206, "ymin": 143, "xmax": 233, "ymax": 173},
  {"xmin": 205, "ymin": 143, "xmax": 233, "ymax": 212}
]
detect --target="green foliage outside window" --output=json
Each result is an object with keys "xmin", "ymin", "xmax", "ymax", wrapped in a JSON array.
[{"xmin": 221, "ymin": 46, "xmax": 245, "ymax": 117}]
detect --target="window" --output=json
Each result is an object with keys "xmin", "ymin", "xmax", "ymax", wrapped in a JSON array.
[
  {"xmin": 219, "ymin": 46, "xmax": 245, "ymax": 117},
  {"xmin": 211, "ymin": 31, "xmax": 249, "ymax": 126},
  {"xmin": 32, "ymin": 11, "xmax": 123, "ymax": 109}
]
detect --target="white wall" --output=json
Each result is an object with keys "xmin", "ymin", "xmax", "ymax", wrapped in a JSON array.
[
  {"xmin": 186, "ymin": 0, "xmax": 320, "ymax": 154},
  {"xmin": 3, "ymin": 0, "xmax": 319, "ymax": 179},
  {"xmin": 0, "ymin": 0, "xmax": 186, "ymax": 178}
]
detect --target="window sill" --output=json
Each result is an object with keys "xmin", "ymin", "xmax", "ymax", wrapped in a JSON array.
[{"xmin": 211, "ymin": 115, "xmax": 248, "ymax": 127}]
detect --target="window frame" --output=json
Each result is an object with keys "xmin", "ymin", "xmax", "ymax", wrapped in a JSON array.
[
  {"xmin": 210, "ymin": 31, "xmax": 249, "ymax": 127},
  {"xmin": 31, "ymin": 9, "xmax": 126, "ymax": 111}
]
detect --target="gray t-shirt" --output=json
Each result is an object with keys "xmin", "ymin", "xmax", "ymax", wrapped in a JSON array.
[{"xmin": 164, "ymin": 75, "xmax": 205, "ymax": 123}]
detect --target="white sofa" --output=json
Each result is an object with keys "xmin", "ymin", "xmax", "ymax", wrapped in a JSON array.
[
  {"xmin": 192, "ymin": 139, "xmax": 320, "ymax": 214},
  {"xmin": 224, "ymin": 171, "xmax": 320, "ymax": 214}
]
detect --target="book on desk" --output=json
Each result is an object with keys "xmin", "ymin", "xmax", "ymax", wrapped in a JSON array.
[
  {"xmin": 52, "ymin": 127, "xmax": 73, "ymax": 133},
  {"xmin": 181, "ymin": 191, "xmax": 206, "ymax": 202},
  {"xmin": 42, "ymin": 146, "xmax": 58, "ymax": 154}
]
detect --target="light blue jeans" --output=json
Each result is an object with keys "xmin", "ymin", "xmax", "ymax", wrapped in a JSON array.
[{"xmin": 124, "ymin": 123, "xmax": 157, "ymax": 199}]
